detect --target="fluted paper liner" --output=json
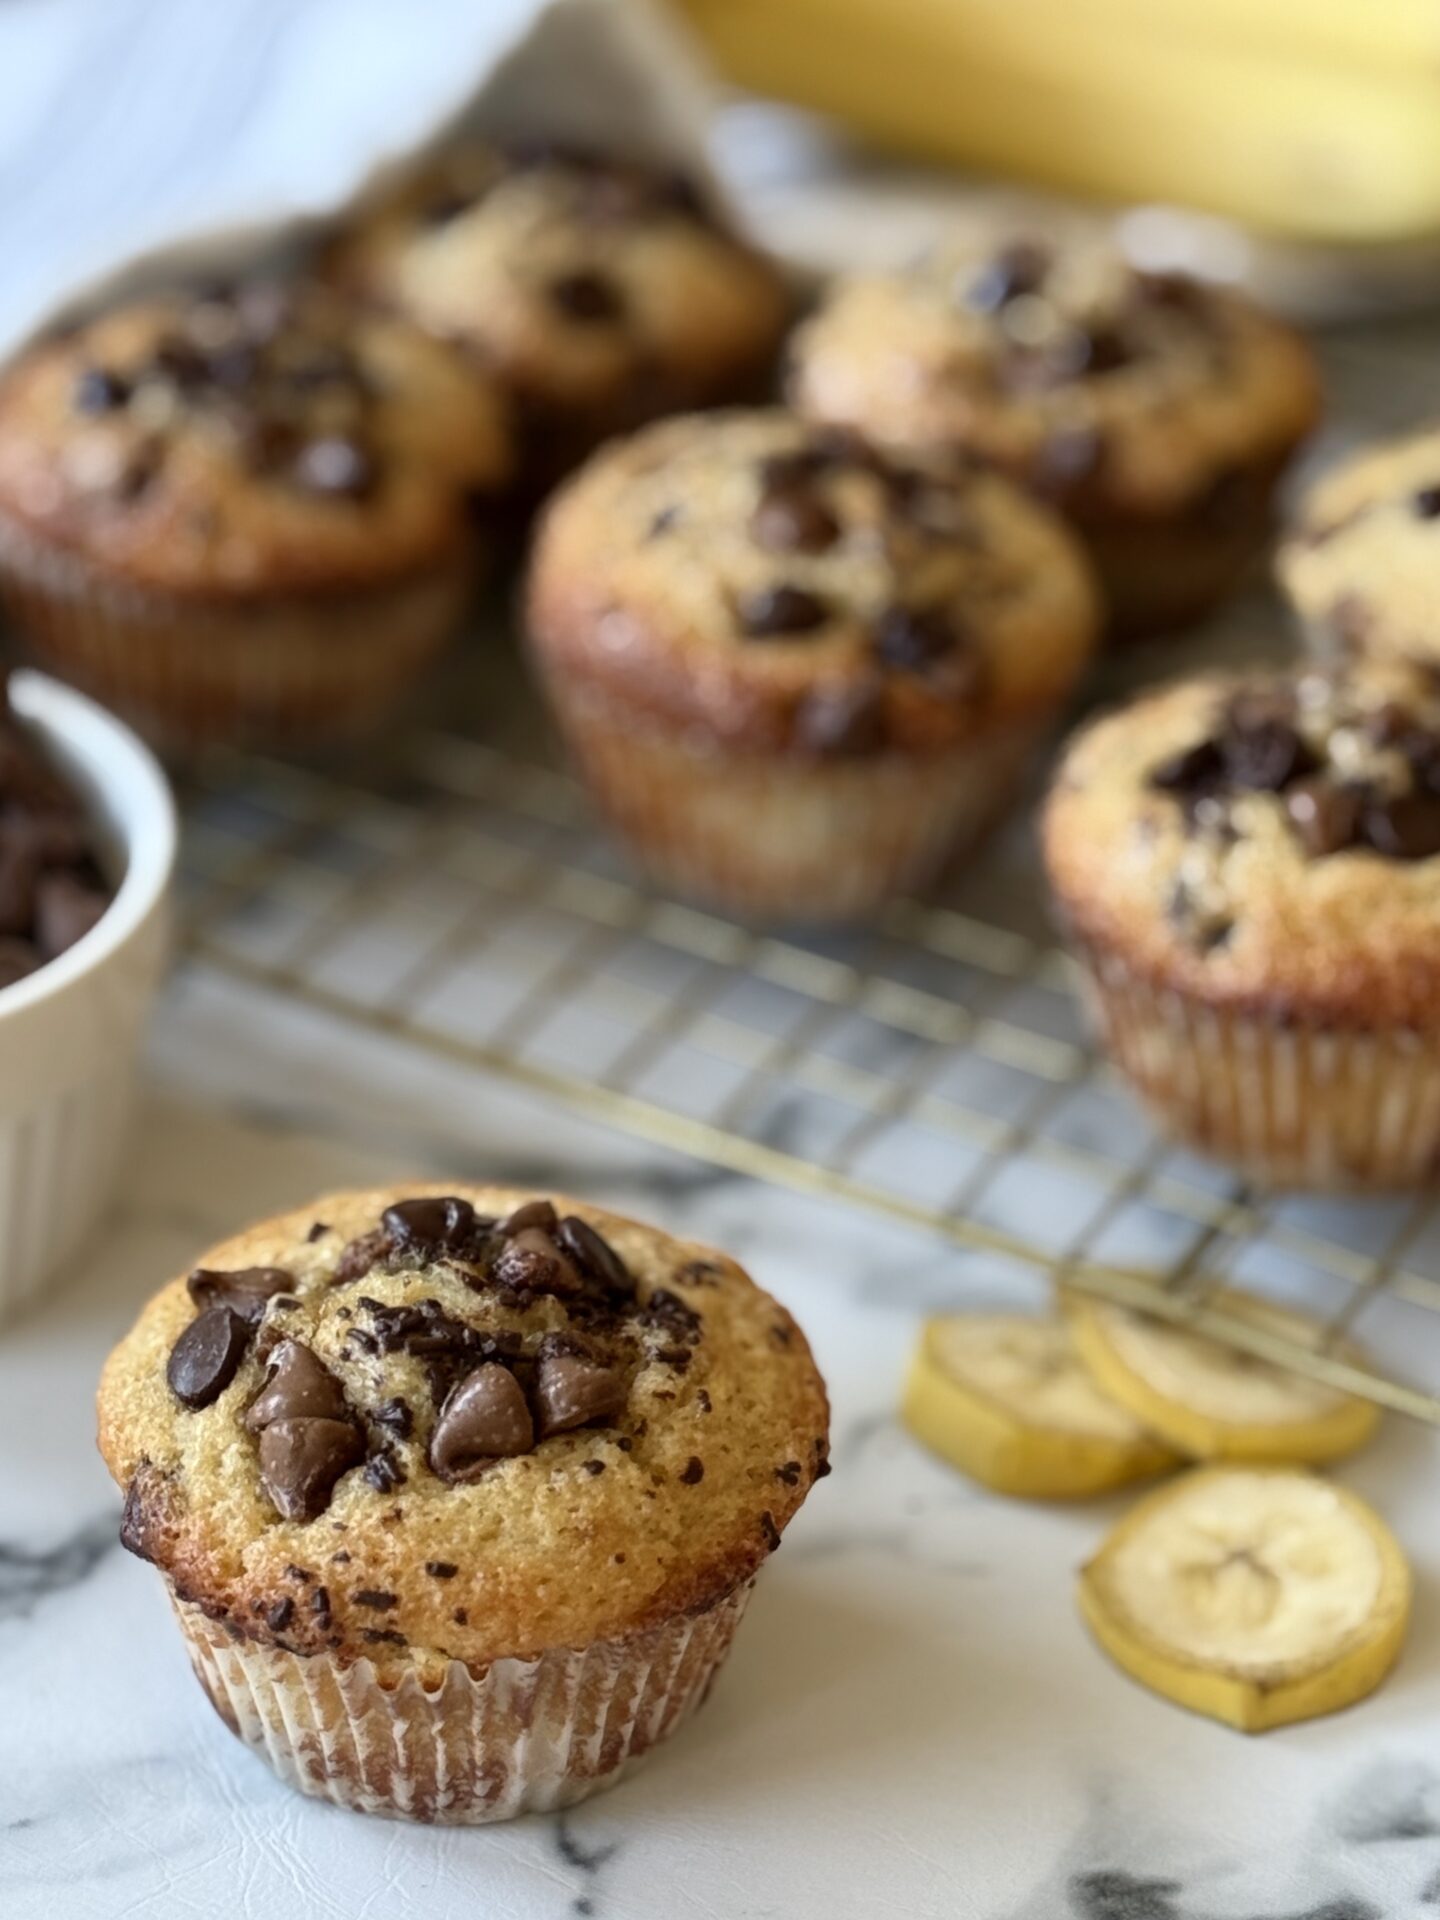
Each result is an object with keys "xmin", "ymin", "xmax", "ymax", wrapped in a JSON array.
[
  {"xmin": 1073, "ymin": 938, "xmax": 1440, "ymax": 1189},
  {"xmin": 174, "ymin": 1579, "xmax": 753, "ymax": 1823}
]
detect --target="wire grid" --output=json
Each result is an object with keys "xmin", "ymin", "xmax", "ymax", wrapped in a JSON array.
[{"xmin": 177, "ymin": 307, "xmax": 1440, "ymax": 1426}]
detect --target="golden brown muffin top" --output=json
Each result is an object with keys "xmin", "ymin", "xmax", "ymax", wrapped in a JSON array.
[
  {"xmin": 526, "ymin": 409, "xmax": 1099, "ymax": 755},
  {"xmin": 788, "ymin": 235, "xmax": 1320, "ymax": 522},
  {"xmin": 326, "ymin": 143, "xmax": 790, "ymax": 419},
  {"xmin": 1044, "ymin": 663, "xmax": 1440, "ymax": 1025},
  {"xmin": 1280, "ymin": 428, "xmax": 1440, "ymax": 669},
  {"xmin": 97, "ymin": 1184, "xmax": 829, "ymax": 1676},
  {"xmin": 0, "ymin": 281, "xmax": 511, "ymax": 596}
]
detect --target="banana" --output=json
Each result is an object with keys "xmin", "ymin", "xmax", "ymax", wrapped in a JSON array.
[
  {"xmin": 1078, "ymin": 1465, "xmax": 1411, "ymax": 1731},
  {"xmin": 1068, "ymin": 1289, "xmax": 1380, "ymax": 1464},
  {"xmin": 903, "ymin": 1313, "xmax": 1179, "ymax": 1498}
]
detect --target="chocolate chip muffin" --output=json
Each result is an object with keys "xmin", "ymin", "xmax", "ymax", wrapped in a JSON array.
[
  {"xmin": 97, "ymin": 1184, "xmax": 829, "ymax": 1822},
  {"xmin": 1043, "ymin": 662, "xmax": 1440, "ymax": 1187},
  {"xmin": 526, "ymin": 408, "xmax": 1099, "ymax": 921},
  {"xmin": 788, "ymin": 236, "xmax": 1321, "ymax": 642},
  {"xmin": 1279, "ymin": 427, "xmax": 1440, "ymax": 675},
  {"xmin": 0, "ymin": 280, "xmax": 511, "ymax": 749},
  {"xmin": 325, "ymin": 142, "xmax": 790, "ymax": 493}
]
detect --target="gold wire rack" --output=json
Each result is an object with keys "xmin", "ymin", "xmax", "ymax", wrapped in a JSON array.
[{"xmin": 175, "ymin": 308, "xmax": 1440, "ymax": 1426}]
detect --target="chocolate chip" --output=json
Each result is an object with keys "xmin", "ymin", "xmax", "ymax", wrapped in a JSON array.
[
  {"xmin": 760, "ymin": 1510, "xmax": 782, "ymax": 1551},
  {"xmin": 583, "ymin": 1459, "xmax": 605, "ymax": 1475},
  {"xmin": 492, "ymin": 1227, "xmax": 582, "ymax": 1297},
  {"xmin": 306, "ymin": 1222, "xmax": 329, "ymax": 1243},
  {"xmin": 284, "ymin": 1564, "xmax": 311, "ymax": 1582},
  {"xmin": 554, "ymin": 1216, "xmax": 632, "ymax": 1294},
  {"xmin": 738, "ymin": 584, "xmax": 829, "ymax": 637},
  {"xmin": 244, "ymin": 1340, "xmax": 350, "ymax": 1431},
  {"xmin": 372, "ymin": 1396, "xmax": 413, "ymax": 1439},
  {"xmin": 1223, "ymin": 718, "xmax": 1315, "ymax": 792},
  {"xmin": 381, "ymin": 1196, "xmax": 482, "ymax": 1256},
  {"xmin": 751, "ymin": 487, "xmax": 840, "ymax": 555},
  {"xmin": 1414, "ymin": 486, "xmax": 1440, "ymax": 520},
  {"xmin": 1285, "ymin": 778, "xmax": 1362, "ymax": 857},
  {"xmin": 430, "ymin": 1364, "xmax": 534, "ymax": 1482},
  {"xmin": 187, "ymin": 1266, "xmax": 295, "ymax": 1324},
  {"xmin": 73, "ymin": 367, "xmax": 129, "ymax": 414},
  {"xmin": 497, "ymin": 1198, "xmax": 558, "ymax": 1236},
  {"xmin": 33, "ymin": 872, "xmax": 107, "ymax": 957},
  {"xmin": 292, "ymin": 436, "xmax": 373, "ymax": 499},
  {"xmin": 796, "ymin": 680, "xmax": 886, "ymax": 756},
  {"xmin": 534, "ymin": 1351, "xmax": 628, "ymax": 1438},
  {"xmin": 257, "ymin": 1417, "xmax": 364, "ymax": 1522},
  {"xmin": 452, "ymin": 1607, "xmax": 469, "ymax": 1625},
  {"xmin": 874, "ymin": 604, "xmax": 957, "ymax": 673},
  {"xmin": 166, "ymin": 1307, "xmax": 250, "ymax": 1410},
  {"xmin": 363, "ymin": 1449, "xmax": 406, "ymax": 1493},
  {"xmin": 1361, "ymin": 791, "xmax": 1440, "ymax": 860},
  {"xmin": 679, "ymin": 1456, "xmax": 704, "ymax": 1485},
  {"xmin": 775, "ymin": 1460, "xmax": 802, "ymax": 1485},
  {"xmin": 266, "ymin": 1597, "xmax": 294, "ymax": 1632},
  {"xmin": 360, "ymin": 1627, "xmax": 407, "ymax": 1647},
  {"xmin": 353, "ymin": 1588, "xmax": 398, "ymax": 1610},
  {"xmin": 310, "ymin": 1584, "xmax": 332, "ymax": 1618},
  {"xmin": 548, "ymin": 270, "xmax": 624, "ymax": 322},
  {"xmin": 1149, "ymin": 738, "xmax": 1225, "ymax": 796},
  {"xmin": 425, "ymin": 1561, "xmax": 458, "ymax": 1579}
]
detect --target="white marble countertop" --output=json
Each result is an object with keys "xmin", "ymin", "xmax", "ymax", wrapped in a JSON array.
[{"xmin": 4, "ymin": 958, "xmax": 1440, "ymax": 1920}]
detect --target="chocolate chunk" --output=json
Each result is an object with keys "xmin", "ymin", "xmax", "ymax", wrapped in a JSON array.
[
  {"xmin": 244, "ymin": 1339, "xmax": 350, "ymax": 1431},
  {"xmin": 0, "ymin": 938, "xmax": 39, "ymax": 988},
  {"xmin": 796, "ymin": 680, "xmax": 887, "ymax": 756},
  {"xmin": 381, "ymin": 1195, "xmax": 483, "ymax": 1257},
  {"xmin": 1285, "ymin": 778, "xmax": 1362, "ymax": 857},
  {"xmin": 534, "ymin": 1351, "xmax": 628, "ymax": 1438},
  {"xmin": 33, "ymin": 872, "xmax": 107, "ymax": 957},
  {"xmin": 73, "ymin": 367, "xmax": 129, "ymax": 414},
  {"xmin": 962, "ymin": 241, "xmax": 1049, "ymax": 313},
  {"xmin": 497, "ymin": 1198, "xmax": 559, "ymax": 1236},
  {"xmin": 430, "ymin": 1364, "xmax": 534, "ymax": 1481},
  {"xmin": 641, "ymin": 1288, "xmax": 703, "ymax": 1343},
  {"xmin": 258, "ymin": 1417, "xmax": 364, "ymax": 1522},
  {"xmin": 1361, "ymin": 791, "xmax": 1440, "ymax": 860},
  {"xmin": 492, "ymin": 1227, "xmax": 582, "ymax": 1297},
  {"xmin": 679, "ymin": 1457, "xmax": 704, "ymax": 1485},
  {"xmin": 1414, "ymin": 485, "xmax": 1440, "ymax": 520},
  {"xmin": 266, "ymin": 1597, "xmax": 294, "ymax": 1632},
  {"xmin": 166, "ymin": 1307, "xmax": 249, "ymax": 1410},
  {"xmin": 333, "ymin": 1227, "xmax": 388, "ymax": 1284},
  {"xmin": 360, "ymin": 1296, "xmax": 519, "ymax": 1405},
  {"xmin": 1222, "ymin": 718, "xmax": 1315, "ymax": 793},
  {"xmin": 738, "ymin": 583, "xmax": 829, "ymax": 637},
  {"xmin": 548, "ymin": 269, "xmax": 624, "ymax": 322},
  {"xmin": 292, "ymin": 436, "xmax": 374, "ymax": 499},
  {"xmin": 353, "ymin": 1588, "xmax": 398, "ymax": 1610},
  {"xmin": 874, "ymin": 603, "xmax": 958, "ymax": 673},
  {"xmin": 554, "ymin": 1215, "xmax": 632, "ymax": 1294},
  {"xmin": 187, "ymin": 1265, "xmax": 295, "ymax": 1324},
  {"xmin": 425, "ymin": 1561, "xmax": 458, "ymax": 1579},
  {"xmin": 751, "ymin": 487, "xmax": 840, "ymax": 555}
]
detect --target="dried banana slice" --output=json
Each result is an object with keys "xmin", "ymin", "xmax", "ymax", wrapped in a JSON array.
[
  {"xmin": 902, "ymin": 1313, "xmax": 1178, "ymax": 1498},
  {"xmin": 1069, "ymin": 1289, "xmax": 1380, "ymax": 1464},
  {"xmin": 1078, "ymin": 1465, "xmax": 1410, "ymax": 1732}
]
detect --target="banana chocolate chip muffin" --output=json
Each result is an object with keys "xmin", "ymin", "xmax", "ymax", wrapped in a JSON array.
[
  {"xmin": 789, "ymin": 235, "xmax": 1321, "ymax": 642},
  {"xmin": 0, "ymin": 279, "xmax": 511, "ymax": 749},
  {"xmin": 97, "ymin": 1184, "xmax": 829, "ymax": 1822},
  {"xmin": 1043, "ymin": 662, "xmax": 1440, "ymax": 1187},
  {"xmin": 1279, "ymin": 426, "xmax": 1440, "ymax": 675},
  {"xmin": 326, "ymin": 142, "xmax": 790, "ymax": 493},
  {"xmin": 526, "ymin": 408, "xmax": 1099, "ymax": 921}
]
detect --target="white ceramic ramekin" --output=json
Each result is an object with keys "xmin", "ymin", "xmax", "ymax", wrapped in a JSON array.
[{"xmin": 0, "ymin": 669, "xmax": 175, "ymax": 1324}]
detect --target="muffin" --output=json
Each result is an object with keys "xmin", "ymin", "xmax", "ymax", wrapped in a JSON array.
[
  {"xmin": 325, "ymin": 142, "xmax": 790, "ymax": 493},
  {"xmin": 0, "ymin": 280, "xmax": 511, "ymax": 750},
  {"xmin": 1043, "ymin": 661, "xmax": 1440, "ymax": 1188},
  {"xmin": 526, "ymin": 408, "xmax": 1099, "ymax": 921},
  {"xmin": 97, "ymin": 1184, "xmax": 829, "ymax": 1822},
  {"xmin": 1279, "ymin": 427, "xmax": 1440, "ymax": 674},
  {"xmin": 788, "ymin": 235, "xmax": 1321, "ymax": 642}
]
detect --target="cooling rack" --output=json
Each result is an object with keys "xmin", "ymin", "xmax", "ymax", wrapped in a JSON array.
[{"xmin": 177, "ymin": 307, "xmax": 1440, "ymax": 1426}]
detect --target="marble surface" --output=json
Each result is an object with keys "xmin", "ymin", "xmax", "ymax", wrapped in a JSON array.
[{"xmin": 3, "ymin": 960, "xmax": 1440, "ymax": 1920}]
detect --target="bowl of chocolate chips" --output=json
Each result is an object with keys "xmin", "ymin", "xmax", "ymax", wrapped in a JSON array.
[{"xmin": 0, "ymin": 667, "xmax": 173, "ymax": 1321}]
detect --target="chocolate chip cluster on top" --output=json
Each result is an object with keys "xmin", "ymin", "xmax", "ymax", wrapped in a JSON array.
[
  {"xmin": 1149, "ymin": 674, "xmax": 1440, "ymax": 863},
  {"xmin": 163, "ymin": 1194, "xmax": 698, "ymax": 1524},
  {"xmin": 0, "ymin": 676, "xmax": 112, "ymax": 989}
]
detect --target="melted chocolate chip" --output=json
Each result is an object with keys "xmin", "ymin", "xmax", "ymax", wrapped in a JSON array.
[
  {"xmin": 554, "ymin": 1216, "xmax": 632, "ymax": 1294},
  {"xmin": 738, "ymin": 583, "xmax": 829, "ymax": 638},
  {"xmin": 430, "ymin": 1365, "xmax": 534, "ymax": 1482},
  {"xmin": 548, "ymin": 269, "xmax": 624, "ymax": 322},
  {"xmin": 796, "ymin": 681, "xmax": 887, "ymax": 756},
  {"xmin": 166, "ymin": 1307, "xmax": 250, "ymax": 1410},
  {"xmin": 497, "ymin": 1198, "xmax": 559, "ymax": 1236},
  {"xmin": 186, "ymin": 1266, "xmax": 295, "ymax": 1324},
  {"xmin": 679, "ymin": 1456, "xmax": 704, "ymax": 1485},
  {"xmin": 493, "ymin": 1227, "xmax": 583, "ymax": 1298},
  {"xmin": 257, "ymin": 1418, "xmax": 364, "ymax": 1522},
  {"xmin": 244, "ymin": 1340, "xmax": 350, "ymax": 1431},
  {"xmin": 425, "ymin": 1561, "xmax": 458, "ymax": 1579},
  {"xmin": 534, "ymin": 1350, "xmax": 628, "ymax": 1438},
  {"xmin": 266, "ymin": 1597, "xmax": 294, "ymax": 1632},
  {"xmin": 381, "ymin": 1196, "xmax": 487, "ymax": 1259},
  {"xmin": 751, "ymin": 486, "xmax": 840, "ymax": 555},
  {"xmin": 1285, "ymin": 778, "xmax": 1362, "ymax": 857}
]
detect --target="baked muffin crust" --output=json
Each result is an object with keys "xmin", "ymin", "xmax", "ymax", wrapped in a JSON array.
[{"xmin": 98, "ymin": 1185, "xmax": 829, "ymax": 1676}]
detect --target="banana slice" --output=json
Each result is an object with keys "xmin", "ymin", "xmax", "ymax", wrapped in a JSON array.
[
  {"xmin": 902, "ymin": 1314, "xmax": 1179, "ymax": 1498},
  {"xmin": 1069, "ymin": 1289, "xmax": 1380, "ymax": 1464},
  {"xmin": 1078, "ymin": 1466, "xmax": 1411, "ymax": 1732}
]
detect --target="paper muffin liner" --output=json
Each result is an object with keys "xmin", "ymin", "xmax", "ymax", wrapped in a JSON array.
[
  {"xmin": 173, "ymin": 1578, "xmax": 753, "ymax": 1824},
  {"xmin": 539, "ymin": 677, "xmax": 1057, "ymax": 922},
  {"xmin": 0, "ymin": 514, "xmax": 474, "ymax": 755},
  {"xmin": 1071, "ymin": 937, "xmax": 1440, "ymax": 1189}
]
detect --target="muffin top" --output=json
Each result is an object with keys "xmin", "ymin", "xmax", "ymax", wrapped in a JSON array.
[
  {"xmin": 527, "ymin": 409, "xmax": 1099, "ymax": 755},
  {"xmin": 98, "ymin": 1184, "xmax": 829, "ymax": 1673},
  {"xmin": 0, "ymin": 281, "xmax": 511, "ymax": 595},
  {"xmin": 1279, "ymin": 428, "xmax": 1440, "ymax": 669},
  {"xmin": 326, "ymin": 143, "xmax": 789, "ymax": 420},
  {"xmin": 789, "ymin": 235, "xmax": 1320, "ymax": 522},
  {"xmin": 1044, "ymin": 663, "xmax": 1440, "ymax": 1024}
]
